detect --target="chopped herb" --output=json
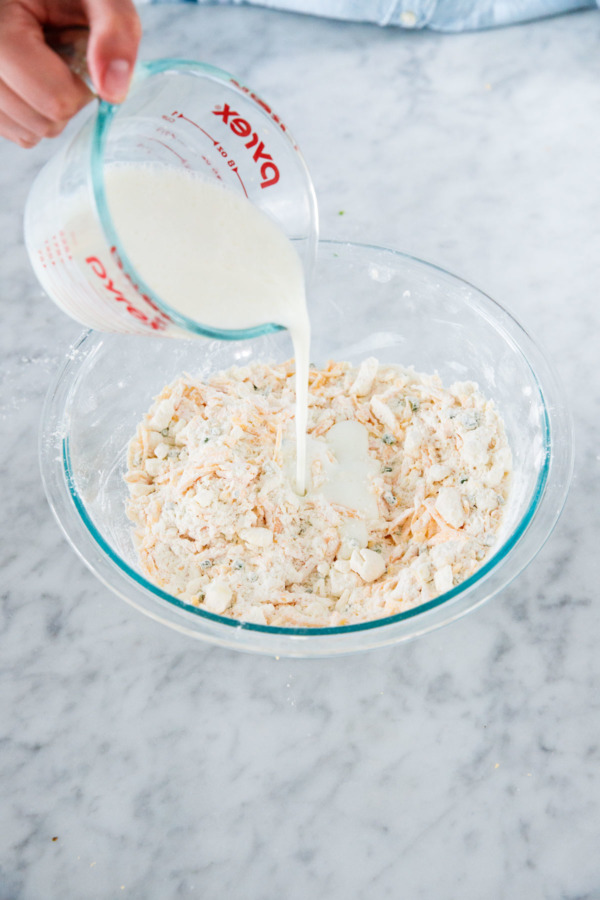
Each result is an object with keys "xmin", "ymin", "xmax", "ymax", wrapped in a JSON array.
[
  {"xmin": 458, "ymin": 410, "xmax": 481, "ymax": 430},
  {"xmin": 233, "ymin": 559, "xmax": 245, "ymax": 570},
  {"xmin": 409, "ymin": 399, "xmax": 420, "ymax": 413},
  {"xmin": 201, "ymin": 560, "xmax": 213, "ymax": 569},
  {"xmin": 383, "ymin": 491, "xmax": 396, "ymax": 506},
  {"xmin": 381, "ymin": 465, "xmax": 393, "ymax": 473},
  {"xmin": 203, "ymin": 437, "xmax": 209, "ymax": 443},
  {"xmin": 382, "ymin": 433, "xmax": 396, "ymax": 445},
  {"xmin": 160, "ymin": 427, "xmax": 169, "ymax": 437}
]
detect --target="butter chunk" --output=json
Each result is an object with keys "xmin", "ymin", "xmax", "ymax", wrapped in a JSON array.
[
  {"xmin": 144, "ymin": 457, "xmax": 163, "ymax": 478},
  {"xmin": 370, "ymin": 395, "xmax": 397, "ymax": 432},
  {"xmin": 427, "ymin": 464, "xmax": 451, "ymax": 483},
  {"xmin": 435, "ymin": 487, "xmax": 466, "ymax": 529},
  {"xmin": 434, "ymin": 564, "xmax": 454, "ymax": 594},
  {"xmin": 203, "ymin": 580, "xmax": 233, "ymax": 614},
  {"xmin": 350, "ymin": 357, "xmax": 378, "ymax": 396},
  {"xmin": 239, "ymin": 527, "xmax": 273, "ymax": 548},
  {"xmin": 241, "ymin": 607, "xmax": 268, "ymax": 625},
  {"xmin": 148, "ymin": 398, "xmax": 175, "ymax": 432},
  {"xmin": 349, "ymin": 548, "xmax": 386, "ymax": 583},
  {"xmin": 194, "ymin": 488, "xmax": 214, "ymax": 508}
]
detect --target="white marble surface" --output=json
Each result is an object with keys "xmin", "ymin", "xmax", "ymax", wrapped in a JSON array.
[{"xmin": 1, "ymin": 6, "xmax": 599, "ymax": 898}]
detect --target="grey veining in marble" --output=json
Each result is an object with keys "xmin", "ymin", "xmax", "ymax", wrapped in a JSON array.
[{"xmin": 1, "ymin": 6, "xmax": 599, "ymax": 899}]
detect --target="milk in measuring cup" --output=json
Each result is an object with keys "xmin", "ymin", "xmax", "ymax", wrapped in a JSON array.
[{"xmin": 65, "ymin": 164, "xmax": 311, "ymax": 493}]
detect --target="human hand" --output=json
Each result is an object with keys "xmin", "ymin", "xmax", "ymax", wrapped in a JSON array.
[{"xmin": 0, "ymin": 0, "xmax": 141, "ymax": 147}]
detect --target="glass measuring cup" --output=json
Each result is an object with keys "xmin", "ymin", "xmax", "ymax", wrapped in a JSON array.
[{"xmin": 24, "ymin": 58, "xmax": 319, "ymax": 339}]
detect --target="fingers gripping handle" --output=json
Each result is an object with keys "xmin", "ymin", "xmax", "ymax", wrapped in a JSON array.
[{"xmin": 44, "ymin": 26, "xmax": 95, "ymax": 94}]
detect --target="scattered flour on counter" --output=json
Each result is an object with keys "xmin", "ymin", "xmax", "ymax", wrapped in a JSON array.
[{"xmin": 125, "ymin": 357, "xmax": 512, "ymax": 627}]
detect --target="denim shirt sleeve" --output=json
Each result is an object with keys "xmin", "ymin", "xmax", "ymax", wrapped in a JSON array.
[{"xmin": 143, "ymin": 0, "xmax": 600, "ymax": 32}]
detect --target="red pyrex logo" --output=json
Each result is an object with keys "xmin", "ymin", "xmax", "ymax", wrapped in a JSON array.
[
  {"xmin": 212, "ymin": 104, "xmax": 280, "ymax": 189},
  {"xmin": 85, "ymin": 253, "xmax": 169, "ymax": 331}
]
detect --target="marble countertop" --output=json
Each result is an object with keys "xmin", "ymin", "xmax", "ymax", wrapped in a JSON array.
[{"xmin": 2, "ymin": 6, "xmax": 599, "ymax": 898}]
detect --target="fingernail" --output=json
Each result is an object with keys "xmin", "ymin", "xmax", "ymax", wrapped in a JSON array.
[{"xmin": 103, "ymin": 59, "xmax": 131, "ymax": 103}]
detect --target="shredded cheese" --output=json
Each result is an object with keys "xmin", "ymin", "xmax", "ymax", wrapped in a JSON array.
[{"xmin": 125, "ymin": 358, "xmax": 512, "ymax": 627}]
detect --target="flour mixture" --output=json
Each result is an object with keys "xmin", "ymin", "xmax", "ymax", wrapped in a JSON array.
[{"xmin": 125, "ymin": 357, "xmax": 512, "ymax": 627}]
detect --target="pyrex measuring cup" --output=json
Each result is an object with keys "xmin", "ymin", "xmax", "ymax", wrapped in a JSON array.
[{"xmin": 24, "ymin": 59, "xmax": 318, "ymax": 339}]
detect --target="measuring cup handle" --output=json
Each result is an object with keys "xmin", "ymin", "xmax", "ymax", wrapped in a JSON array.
[{"xmin": 44, "ymin": 26, "xmax": 95, "ymax": 94}]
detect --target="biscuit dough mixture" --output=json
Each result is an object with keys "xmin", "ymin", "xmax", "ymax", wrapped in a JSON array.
[{"xmin": 125, "ymin": 358, "xmax": 512, "ymax": 627}]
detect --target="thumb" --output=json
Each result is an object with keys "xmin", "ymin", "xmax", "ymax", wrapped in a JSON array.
[{"xmin": 83, "ymin": 0, "xmax": 142, "ymax": 103}]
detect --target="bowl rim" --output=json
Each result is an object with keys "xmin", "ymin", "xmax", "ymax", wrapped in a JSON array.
[{"xmin": 39, "ymin": 239, "xmax": 574, "ymax": 651}]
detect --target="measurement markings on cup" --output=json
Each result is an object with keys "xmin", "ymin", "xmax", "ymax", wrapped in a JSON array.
[
  {"xmin": 166, "ymin": 108, "xmax": 280, "ymax": 191},
  {"xmin": 145, "ymin": 137, "xmax": 192, "ymax": 169},
  {"xmin": 163, "ymin": 111, "xmax": 249, "ymax": 194}
]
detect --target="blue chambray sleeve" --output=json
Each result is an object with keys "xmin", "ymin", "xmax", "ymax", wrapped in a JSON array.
[{"xmin": 138, "ymin": 0, "xmax": 600, "ymax": 31}]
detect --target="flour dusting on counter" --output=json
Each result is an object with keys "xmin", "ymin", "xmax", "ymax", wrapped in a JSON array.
[{"xmin": 125, "ymin": 358, "xmax": 512, "ymax": 627}]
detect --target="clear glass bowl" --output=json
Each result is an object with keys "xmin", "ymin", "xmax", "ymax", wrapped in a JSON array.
[{"xmin": 39, "ymin": 241, "xmax": 573, "ymax": 657}]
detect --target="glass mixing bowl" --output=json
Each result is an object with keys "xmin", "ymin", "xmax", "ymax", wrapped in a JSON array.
[{"xmin": 39, "ymin": 241, "xmax": 573, "ymax": 657}]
